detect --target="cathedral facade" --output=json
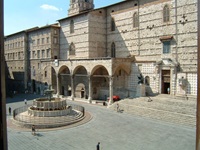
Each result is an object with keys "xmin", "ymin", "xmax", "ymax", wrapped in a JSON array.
[{"xmin": 4, "ymin": 0, "xmax": 198, "ymax": 101}]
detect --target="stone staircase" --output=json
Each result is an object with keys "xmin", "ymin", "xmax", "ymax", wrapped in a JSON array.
[{"xmin": 109, "ymin": 94, "xmax": 196, "ymax": 127}]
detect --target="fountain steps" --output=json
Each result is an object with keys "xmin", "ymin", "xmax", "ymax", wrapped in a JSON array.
[{"xmin": 12, "ymin": 110, "xmax": 84, "ymax": 129}]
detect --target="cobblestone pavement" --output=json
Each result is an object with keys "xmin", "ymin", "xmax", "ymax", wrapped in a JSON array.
[{"xmin": 6, "ymin": 94, "xmax": 195, "ymax": 150}]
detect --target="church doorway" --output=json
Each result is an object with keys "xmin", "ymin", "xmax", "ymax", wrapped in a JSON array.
[{"xmin": 161, "ymin": 70, "xmax": 170, "ymax": 94}]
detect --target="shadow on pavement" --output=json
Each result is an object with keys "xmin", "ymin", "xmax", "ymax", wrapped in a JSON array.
[{"xmin": 6, "ymin": 93, "xmax": 44, "ymax": 104}]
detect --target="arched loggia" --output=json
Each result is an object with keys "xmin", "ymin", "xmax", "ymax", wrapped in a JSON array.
[
  {"xmin": 91, "ymin": 65, "xmax": 109, "ymax": 100},
  {"xmin": 58, "ymin": 66, "xmax": 71, "ymax": 96}
]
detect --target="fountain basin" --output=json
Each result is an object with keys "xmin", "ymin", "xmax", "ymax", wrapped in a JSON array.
[
  {"xmin": 28, "ymin": 106, "xmax": 72, "ymax": 117},
  {"xmin": 28, "ymin": 98, "xmax": 69, "ymax": 117},
  {"xmin": 32, "ymin": 98, "xmax": 67, "ymax": 111}
]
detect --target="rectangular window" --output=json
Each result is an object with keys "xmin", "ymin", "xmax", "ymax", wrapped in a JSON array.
[
  {"xmin": 42, "ymin": 38, "xmax": 44, "ymax": 44},
  {"xmin": 47, "ymin": 49, "xmax": 50, "ymax": 58},
  {"xmin": 37, "ymin": 50, "xmax": 40, "ymax": 59},
  {"xmin": 37, "ymin": 39, "xmax": 40, "ymax": 45},
  {"xmin": 163, "ymin": 41, "xmax": 170, "ymax": 54},
  {"xmin": 45, "ymin": 71, "xmax": 47, "ymax": 77},
  {"xmin": 54, "ymin": 29, "xmax": 57, "ymax": 35},
  {"xmin": 42, "ymin": 50, "xmax": 45, "ymax": 58},
  {"xmin": 18, "ymin": 52, "xmax": 20, "ymax": 59},
  {"xmin": 32, "ymin": 40, "xmax": 35, "ymax": 46},
  {"xmin": 32, "ymin": 51, "xmax": 35, "ymax": 59},
  {"xmin": 38, "ymin": 63, "xmax": 40, "ymax": 69},
  {"xmin": 70, "ymin": 20, "xmax": 74, "ymax": 34},
  {"xmin": 32, "ymin": 66, "xmax": 35, "ymax": 76},
  {"xmin": 46, "ymin": 37, "xmax": 49, "ymax": 43},
  {"xmin": 54, "ymin": 37, "xmax": 58, "ymax": 44}
]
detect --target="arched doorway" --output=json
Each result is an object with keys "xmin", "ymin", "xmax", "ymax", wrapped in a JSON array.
[
  {"xmin": 73, "ymin": 66, "xmax": 88, "ymax": 99},
  {"xmin": 75, "ymin": 83, "xmax": 86, "ymax": 98}
]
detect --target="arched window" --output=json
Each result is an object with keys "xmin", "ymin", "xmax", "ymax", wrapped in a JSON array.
[
  {"xmin": 133, "ymin": 12, "xmax": 139, "ymax": 28},
  {"xmin": 111, "ymin": 42, "xmax": 116, "ymax": 58},
  {"xmin": 145, "ymin": 76, "xmax": 150, "ymax": 86},
  {"xmin": 70, "ymin": 20, "xmax": 74, "ymax": 34},
  {"xmin": 111, "ymin": 17, "xmax": 115, "ymax": 31},
  {"xmin": 69, "ymin": 43, "xmax": 75, "ymax": 55},
  {"xmin": 163, "ymin": 5, "xmax": 170, "ymax": 22}
]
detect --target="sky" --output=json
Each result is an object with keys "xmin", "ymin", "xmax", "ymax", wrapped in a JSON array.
[{"xmin": 4, "ymin": 0, "xmax": 123, "ymax": 36}]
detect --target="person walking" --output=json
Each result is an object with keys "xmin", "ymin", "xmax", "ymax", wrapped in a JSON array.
[
  {"xmin": 167, "ymin": 87, "xmax": 170, "ymax": 94},
  {"xmin": 8, "ymin": 107, "xmax": 11, "ymax": 115},
  {"xmin": 32, "ymin": 125, "xmax": 36, "ymax": 135},
  {"xmin": 116, "ymin": 103, "xmax": 119, "ymax": 112},
  {"xmin": 24, "ymin": 99, "xmax": 27, "ymax": 105},
  {"xmin": 96, "ymin": 142, "xmax": 100, "ymax": 150}
]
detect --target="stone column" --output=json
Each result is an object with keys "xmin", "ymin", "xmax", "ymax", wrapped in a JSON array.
[
  {"xmin": 88, "ymin": 75, "xmax": 92, "ymax": 103},
  {"xmin": 71, "ymin": 75, "xmax": 75, "ymax": 101},
  {"xmin": 56, "ymin": 73, "xmax": 60, "ymax": 97},
  {"xmin": 109, "ymin": 76, "xmax": 114, "ymax": 105}
]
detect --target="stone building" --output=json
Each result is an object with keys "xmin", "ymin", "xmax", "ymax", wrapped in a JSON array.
[
  {"xmin": 27, "ymin": 24, "xmax": 60, "ymax": 94},
  {"xmin": 4, "ymin": 28, "xmax": 37, "ymax": 94},
  {"xmin": 4, "ymin": 0, "xmax": 198, "ymax": 102},
  {"xmin": 4, "ymin": 24, "xmax": 60, "ymax": 95}
]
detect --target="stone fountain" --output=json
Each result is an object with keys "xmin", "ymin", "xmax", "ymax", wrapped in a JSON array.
[
  {"xmin": 12, "ymin": 85, "xmax": 85, "ymax": 129},
  {"xmin": 44, "ymin": 85, "xmax": 54, "ymax": 102}
]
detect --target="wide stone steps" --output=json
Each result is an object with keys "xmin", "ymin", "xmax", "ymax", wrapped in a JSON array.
[
  {"xmin": 109, "ymin": 95, "xmax": 196, "ymax": 127},
  {"xmin": 121, "ymin": 98, "xmax": 196, "ymax": 116}
]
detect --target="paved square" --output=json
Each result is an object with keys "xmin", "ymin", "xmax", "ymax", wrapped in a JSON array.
[{"xmin": 6, "ymin": 94, "xmax": 195, "ymax": 150}]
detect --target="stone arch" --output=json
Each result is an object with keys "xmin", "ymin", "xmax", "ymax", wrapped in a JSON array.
[
  {"xmin": 91, "ymin": 65, "xmax": 109, "ymax": 76},
  {"xmin": 73, "ymin": 65, "xmax": 88, "ymax": 99},
  {"xmin": 91, "ymin": 65, "xmax": 109, "ymax": 100},
  {"xmin": 58, "ymin": 65, "xmax": 71, "ymax": 74},
  {"xmin": 113, "ymin": 64, "xmax": 131, "ymax": 76},
  {"xmin": 145, "ymin": 76, "xmax": 150, "ymax": 86},
  {"xmin": 59, "ymin": 65, "xmax": 71, "ymax": 96},
  {"xmin": 73, "ymin": 65, "xmax": 88, "ymax": 75}
]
